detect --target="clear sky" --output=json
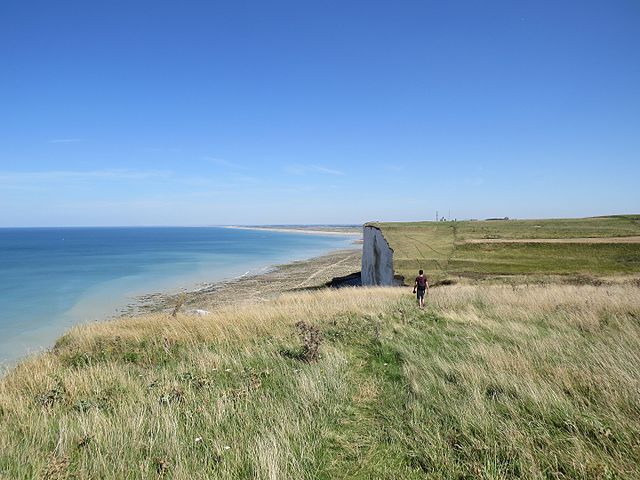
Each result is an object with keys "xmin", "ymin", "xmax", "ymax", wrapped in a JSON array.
[{"xmin": 1, "ymin": 0, "xmax": 638, "ymax": 226}]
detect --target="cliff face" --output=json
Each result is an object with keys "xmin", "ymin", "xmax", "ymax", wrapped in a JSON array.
[{"xmin": 361, "ymin": 225, "xmax": 397, "ymax": 286}]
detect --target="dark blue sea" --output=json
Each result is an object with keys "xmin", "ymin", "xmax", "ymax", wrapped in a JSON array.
[{"xmin": 0, "ymin": 227, "xmax": 355, "ymax": 365}]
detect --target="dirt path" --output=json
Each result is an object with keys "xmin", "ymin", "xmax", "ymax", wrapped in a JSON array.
[{"xmin": 464, "ymin": 236, "xmax": 640, "ymax": 244}]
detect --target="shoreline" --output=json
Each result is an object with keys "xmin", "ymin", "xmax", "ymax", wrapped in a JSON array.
[
  {"xmin": 0, "ymin": 247, "xmax": 362, "ymax": 373},
  {"xmin": 122, "ymin": 247, "xmax": 362, "ymax": 317},
  {"xmin": 120, "ymin": 226, "xmax": 363, "ymax": 316},
  {"xmin": 0, "ymin": 227, "xmax": 361, "ymax": 369}
]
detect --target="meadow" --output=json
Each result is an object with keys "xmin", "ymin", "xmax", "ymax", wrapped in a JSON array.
[
  {"xmin": 1, "ymin": 281, "xmax": 639, "ymax": 479},
  {"xmin": 375, "ymin": 215, "xmax": 640, "ymax": 283}
]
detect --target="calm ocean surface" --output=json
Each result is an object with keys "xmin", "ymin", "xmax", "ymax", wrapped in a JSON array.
[{"xmin": 0, "ymin": 227, "xmax": 355, "ymax": 366}]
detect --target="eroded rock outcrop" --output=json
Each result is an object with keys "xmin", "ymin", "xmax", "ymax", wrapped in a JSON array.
[{"xmin": 361, "ymin": 225, "xmax": 401, "ymax": 286}]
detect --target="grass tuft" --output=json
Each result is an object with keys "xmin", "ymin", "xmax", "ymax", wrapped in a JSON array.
[{"xmin": 294, "ymin": 320, "xmax": 322, "ymax": 362}]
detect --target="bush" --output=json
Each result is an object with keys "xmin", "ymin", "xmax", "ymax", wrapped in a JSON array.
[{"xmin": 295, "ymin": 320, "xmax": 322, "ymax": 362}]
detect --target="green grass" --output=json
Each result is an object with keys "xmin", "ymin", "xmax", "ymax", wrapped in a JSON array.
[
  {"xmin": 454, "ymin": 215, "xmax": 640, "ymax": 241},
  {"xmin": 372, "ymin": 215, "xmax": 640, "ymax": 282},
  {"xmin": 374, "ymin": 222, "xmax": 456, "ymax": 282},
  {"xmin": 450, "ymin": 242, "xmax": 640, "ymax": 276},
  {"xmin": 1, "ymin": 283, "xmax": 640, "ymax": 478}
]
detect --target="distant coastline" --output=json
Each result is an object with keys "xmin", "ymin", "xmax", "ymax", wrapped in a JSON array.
[{"xmin": 224, "ymin": 225, "xmax": 362, "ymax": 236}]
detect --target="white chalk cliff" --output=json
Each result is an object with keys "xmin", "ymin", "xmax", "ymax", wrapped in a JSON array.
[{"xmin": 361, "ymin": 225, "xmax": 398, "ymax": 286}]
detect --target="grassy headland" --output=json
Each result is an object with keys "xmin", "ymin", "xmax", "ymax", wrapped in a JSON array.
[
  {"xmin": 1, "ymin": 217, "xmax": 639, "ymax": 479},
  {"xmin": 2, "ymin": 282, "xmax": 639, "ymax": 478}
]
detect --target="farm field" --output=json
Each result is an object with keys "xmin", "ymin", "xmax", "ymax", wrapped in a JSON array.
[{"xmin": 374, "ymin": 215, "xmax": 640, "ymax": 283}]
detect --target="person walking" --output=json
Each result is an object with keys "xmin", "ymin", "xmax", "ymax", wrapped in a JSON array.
[{"xmin": 413, "ymin": 270, "xmax": 429, "ymax": 308}]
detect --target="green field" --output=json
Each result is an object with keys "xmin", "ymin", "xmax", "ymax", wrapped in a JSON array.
[{"xmin": 373, "ymin": 215, "xmax": 640, "ymax": 283}]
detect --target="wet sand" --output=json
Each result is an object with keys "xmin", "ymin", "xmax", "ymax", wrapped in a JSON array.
[{"xmin": 124, "ymin": 248, "xmax": 362, "ymax": 316}]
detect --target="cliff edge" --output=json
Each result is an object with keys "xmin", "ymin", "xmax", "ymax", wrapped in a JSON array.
[{"xmin": 361, "ymin": 224, "xmax": 403, "ymax": 286}]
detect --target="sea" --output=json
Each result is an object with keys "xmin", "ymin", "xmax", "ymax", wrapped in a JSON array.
[{"xmin": 0, "ymin": 226, "xmax": 356, "ymax": 366}]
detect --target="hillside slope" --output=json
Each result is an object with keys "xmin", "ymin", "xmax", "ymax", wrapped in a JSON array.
[{"xmin": 2, "ymin": 282, "xmax": 640, "ymax": 479}]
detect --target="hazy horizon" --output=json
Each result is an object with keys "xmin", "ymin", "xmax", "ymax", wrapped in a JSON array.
[{"xmin": 2, "ymin": 212, "xmax": 639, "ymax": 229}]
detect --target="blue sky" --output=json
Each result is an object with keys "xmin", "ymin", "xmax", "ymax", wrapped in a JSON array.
[{"xmin": 1, "ymin": 0, "xmax": 638, "ymax": 226}]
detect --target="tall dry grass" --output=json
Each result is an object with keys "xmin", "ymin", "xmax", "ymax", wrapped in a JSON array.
[
  {"xmin": 0, "ymin": 289, "xmax": 402, "ymax": 479},
  {"xmin": 394, "ymin": 283, "xmax": 640, "ymax": 478},
  {"xmin": 1, "ymin": 283, "xmax": 639, "ymax": 478}
]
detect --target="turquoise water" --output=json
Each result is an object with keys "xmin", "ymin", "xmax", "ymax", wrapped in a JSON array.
[{"xmin": 0, "ymin": 227, "xmax": 355, "ymax": 365}]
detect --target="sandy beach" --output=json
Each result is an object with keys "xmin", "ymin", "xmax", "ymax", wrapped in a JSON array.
[
  {"xmin": 124, "ymin": 247, "xmax": 362, "ymax": 317},
  {"xmin": 120, "ymin": 226, "xmax": 363, "ymax": 316}
]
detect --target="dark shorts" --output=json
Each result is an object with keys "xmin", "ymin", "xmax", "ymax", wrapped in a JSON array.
[{"xmin": 416, "ymin": 287, "xmax": 426, "ymax": 299}]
